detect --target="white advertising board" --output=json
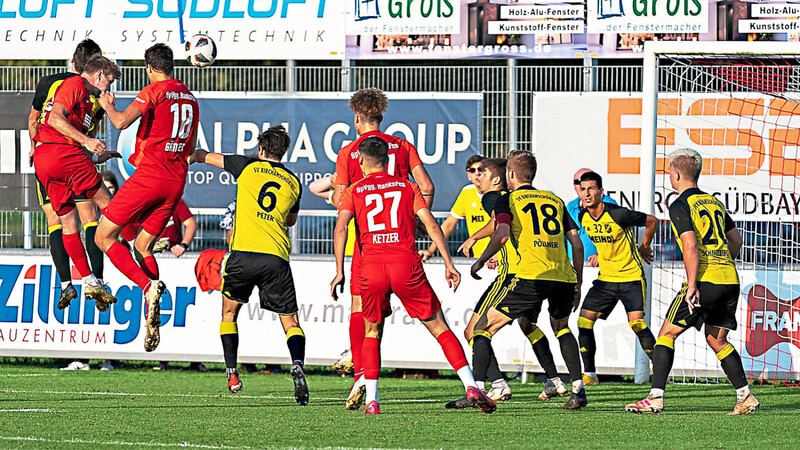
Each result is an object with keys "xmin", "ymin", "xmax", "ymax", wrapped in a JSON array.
[
  {"xmin": 587, "ymin": 0, "xmax": 709, "ymax": 34},
  {"xmin": 345, "ymin": 0, "xmax": 460, "ymax": 35}
]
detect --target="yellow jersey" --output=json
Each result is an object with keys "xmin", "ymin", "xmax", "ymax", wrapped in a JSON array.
[
  {"xmin": 224, "ymin": 156, "xmax": 302, "ymax": 261},
  {"xmin": 493, "ymin": 186, "xmax": 577, "ymax": 282},
  {"xmin": 450, "ymin": 184, "xmax": 491, "ymax": 258},
  {"xmin": 669, "ymin": 187, "xmax": 739, "ymax": 285},
  {"xmin": 579, "ymin": 203, "xmax": 647, "ymax": 283},
  {"xmin": 481, "ymin": 189, "xmax": 520, "ymax": 276}
]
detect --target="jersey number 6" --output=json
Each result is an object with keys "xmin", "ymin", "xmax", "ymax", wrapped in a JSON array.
[{"xmin": 258, "ymin": 181, "xmax": 282, "ymax": 213}]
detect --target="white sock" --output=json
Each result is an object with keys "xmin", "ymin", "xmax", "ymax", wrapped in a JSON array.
[
  {"xmin": 82, "ymin": 274, "xmax": 98, "ymax": 285},
  {"xmin": 365, "ymin": 379, "xmax": 379, "ymax": 404},
  {"xmin": 61, "ymin": 280, "xmax": 71, "ymax": 290},
  {"xmin": 475, "ymin": 380, "xmax": 485, "ymax": 391},
  {"xmin": 650, "ymin": 388, "xmax": 664, "ymax": 398},
  {"xmin": 491, "ymin": 378, "xmax": 507, "ymax": 389},
  {"xmin": 457, "ymin": 366, "xmax": 477, "ymax": 390},
  {"xmin": 586, "ymin": 371, "xmax": 596, "ymax": 377},
  {"xmin": 572, "ymin": 379, "xmax": 584, "ymax": 393},
  {"xmin": 549, "ymin": 376, "xmax": 561, "ymax": 384},
  {"xmin": 736, "ymin": 385, "xmax": 750, "ymax": 402}
]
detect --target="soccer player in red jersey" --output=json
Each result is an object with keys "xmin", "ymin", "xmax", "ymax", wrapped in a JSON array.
[
  {"xmin": 330, "ymin": 88, "xmax": 435, "ymax": 409},
  {"xmin": 32, "ymin": 55, "xmax": 121, "ymax": 311},
  {"xmin": 331, "ymin": 137, "xmax": 493, "ymax": 415},
  {"xmin": 95, "ymin": 44, "xmax": 199, "ymax": 352}
]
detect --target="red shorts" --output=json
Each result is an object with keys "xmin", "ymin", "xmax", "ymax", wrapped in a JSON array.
[
  {"xmin": 33, "ymin": 144, "xmax": 101, "ymax": 215},
  {"xmin": 359, "ymin": 261, "xmax": 440, "ymax": 324},
  {"xmin": 119, "ymin": 222, "xmax": 140, "ymax": 242},
  {"xmin": 103, "ymin": 172, "xmax": 185, "ymax": 236},
  {"xmin": 350, "ymin": 245, "xmax": 362, "ymax": 296}
]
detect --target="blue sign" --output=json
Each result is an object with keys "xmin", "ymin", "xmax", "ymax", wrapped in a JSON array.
[{"xmin": 107, "ymin": 94, "xmax": 482, "ymax": 211}]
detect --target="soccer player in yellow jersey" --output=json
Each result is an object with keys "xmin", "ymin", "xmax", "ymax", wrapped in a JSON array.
[
  {"xmin": 419, "ymin": 155, "xmax": 489, "ymax": 261},
  {"xmin": 469, "ymin": 151, "xmax": 588, "ymax": 412},
  {"xmin": 576, "ymin": 171, "xmax": 658, "ymax": 386},
  {"xmin": 626, "ymin": 148, "xmax": 759, "ymax": 415},
  {"xmin": 189, "ymin": 126, "xmax": 309, "ymax": 406}
]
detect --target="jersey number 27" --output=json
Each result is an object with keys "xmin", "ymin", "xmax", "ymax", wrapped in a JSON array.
[{"xmin": 365, "ymin": 191, "xmax": 401, "ymax": 232}]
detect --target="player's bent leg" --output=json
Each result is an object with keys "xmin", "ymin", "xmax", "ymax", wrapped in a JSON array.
[
  {"xmin": 704, "ymin": 325, "xmax": 758, "ymax": 415},
  {"xmin": 627, "ymin": 311, "xmax": 655, "ymax": 361},
  {"xmin": 88, "ymin": 182, "xmax": 112, "ymax": 211},
  {"xmin": 133, "ymin": 230, "xmax": 160, "ymax": 281},
  {"xmin": 42, "ymin": 204, "xmax": 74, "ymax": 300},
  {"xmin": 577, "ymin": 310, "xmax": 600, "ymax": 386},
  {"xmin": 279, "ymin": 314, "xmax": 309, "ymax": 406},
  {"xmin": 58, "ymin": 208, "xmax": 114, "ymax": 310},
  {"xmin": 221, "ymin": 297, "xmax": 243, "ymax": 393},
  {"xmin": 519, "ymin": 319, "xmax": 567, "ymax": 400},
  {"xmin": 626, "ymin": 322, "xmax": 685, "ymax": 414},
  {"xmin": 550, "ymin": 317, "xmax": 587, "ymax": 410}
]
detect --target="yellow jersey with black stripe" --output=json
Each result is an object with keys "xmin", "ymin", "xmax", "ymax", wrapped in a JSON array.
[
  {"xmin": 223, "ymin": 156, "xmax": 302, "ymax": 261},
  {"xmin": 579, "ymin": 203, "xmax": 646, "ymax": 283},
  {"xmin": 669, "ymin": 187, "xmax": 738, "ymax": 284},
  {"xmin": 481, "ymin": 189, "xmax": 520, "ymax": 276},
  {"xmin": 450, "ymin": 184, "xmax": 491, "ymax": 258},
  {"xmin": 493, "ymin": 185, "xmax": 577, "ymax": 282},
  {"xmin": 34, "ymin": 72, "xmax": 104, "ymax": 135}
]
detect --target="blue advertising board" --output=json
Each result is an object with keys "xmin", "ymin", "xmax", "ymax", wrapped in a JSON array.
[{"xmin": 107, "ymin": 93, "xmax": 482, "ymax": 211}]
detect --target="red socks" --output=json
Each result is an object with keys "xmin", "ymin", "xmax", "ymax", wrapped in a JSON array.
[
  {"xmin": 362, "ymin": 336, "xmax": 381, "ymax": 379},
  {"xmin": 437, "ymin": 330, "xmax": 469, "ymax": 371},
  {"xmin": 106, "ymin": 241, "xmax": 151, "ymax": 290},
  {"xmin": 141, "ymin": 255, "xmax": 159, "ymax": 280},
  {"xmin": 349, "ymin": 311, "xmax": 365, "ymax": 379},
  {"xmin": 62, "ymin": 232, "xmax": 92, "ymax": 278}
]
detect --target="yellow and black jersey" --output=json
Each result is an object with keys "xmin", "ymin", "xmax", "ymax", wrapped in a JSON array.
[
  {"xmin": 450, "ymin": 184, "xmax": 490, "ymax": 258},
  {"xmin": 669, "ymin": 187, "xmax": 738, "ymax": 285},
  {"xmin": 493, "ymin": 185, "xmax": 577, "ymax": 282},
  {"xmin": 224, "ymin": 155, "xmax": 302, "ymax": 261},
  {"xmin": 33, "ymin": 72, "xmax": 104, "ymax": 135},
  {"xmin": 578, "ymin": 203, "xmax": 647, "ymax": 283},
  {"xmin": 481, "ymin": 189, "xmax": 520, "ymax": 276}
]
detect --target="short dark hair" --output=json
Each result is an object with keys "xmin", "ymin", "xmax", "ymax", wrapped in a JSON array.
[
  {"xmin": 507, "ymin": 150, "xmax": 537, "ymax": 183},
  {"xmin": 579, "ymin": 171, "xmax": 603, "ymax": 189},
  {"xmin": 145, "ymin": 43, "xmax": 174, "ymax": 76},
  {"xmin": 73, "ymin": 39, "xmax": 101, "ymax": 73},
  {"xmin": 480, "ymin": 158, "xmax": 507, "ymax": 188},
  {"xmin": 349, "ymin": 88, "xmax": 388, "ymax": 124},
  {"xmin": 101, "ymin": 170, "xmax": 118, "ymax": 192},
  {"xmin": 466, "ymin": 154, "xmax": 485, "ymax": 170},
  {"xmin": 82, "ymin": 55, "xmax": 121, "ymax": 80},
  {"xmin": 358, "ymin": 136, "xmax": 389, "ymax": 166},
  {"xmin": 257, "ymin": 125, "xmax": 291, "ymax": 160}
]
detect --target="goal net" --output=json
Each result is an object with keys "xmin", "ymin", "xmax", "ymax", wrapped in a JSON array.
[{"xmin": 643, "ymin": 42, "xmax": 800, "ymax": 384}]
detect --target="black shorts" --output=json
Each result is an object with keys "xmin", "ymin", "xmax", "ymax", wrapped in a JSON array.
[
  {"xmin": 494, "ymin": 278, "xmax": 576, "ymax": 322},
  {"xmin": 36, "ymin": 174, "xmax": 89, "ymax": 206},
  {"xmin": 665, "ymin": 281, "xmax": 739, "ymax": 331},
  {"xmin": 221, "ymin": 251, "xmax": 298, "ymax": 315},
  {"xmin": 473, "ymin": 273, "xmax": 515, "ymax": 317},
  {"xmin": 581, "ymin": 279, "xmax": 646, "ymax": 319}
]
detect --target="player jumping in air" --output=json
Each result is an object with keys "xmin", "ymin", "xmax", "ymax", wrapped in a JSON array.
[
  {"xmin": 331, "ymin": 137, "xmax": 490, "ymax": 415},
  {"xmin": 31, "ymin": 54, "xmax": 121, "ymax": 312},
  {"xmin": 95, "ymin": 43, "xmax": 199, "ymax": 352},
  {"xmin": 576, "ymin": 171, "xmax": 658, "ymax": 386},
  {"xmin": 189, "ymin": 125, "xmax": 309, "ymax": 405},
  {"xmin": 625, "ymin": 148, "xmax": 758, "ymax": 415},
  {"xmin": 469, "ymin": 150, "xmax": 588, "ymax": 412},
  {"xmin": 331, "ymin": 88, "xmax": 434, "ymax": 410}
]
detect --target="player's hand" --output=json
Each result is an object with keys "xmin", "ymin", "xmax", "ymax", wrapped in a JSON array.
[
  {"xmin": 188, "ymin": 148, "xmax": 207, "ymax": 165},
  {"xmin": 685, "ymin": 283, "xmax": 700, "ymax": 314},
  {"xmin": 418, "ymin": 249, "xmax": 433, "ymax": 262},
  {"xmin": 171, "ymin": 244, "xmax": 186, "ymax": 258},
  {"xmin": 330, "ymin": 272, "xmax": 346, "ymax": 301},
  {"xmin": 99, "ymin": 91, "xmax": 116, "ymax": 109},
  {"xmin": 487, "ymin": 255, "xmax": 498, "ymax": 270},
  {"xmin": 588, "ymin": 254, "xmax": 599, "ymax": 267},
  {"xmin": 638, "ymin": 244, "xmax": 654, "ymax": 264},
  {"xmin": 84, "ymin": 138, "xmax": 106, "ymax": 154},
  {"xmin": 445, "ymin": 264, "xmax": 461, "ymax": 292},
  {"xmin": 458, "ymin": 238, "xmax": 475, "ymax": 258},
  {"xmin": 470, "ymin": 259, "xmax": 484, "ymax": 280},
  {"xmin": 95, "ymin": 151, "xmax": 122, "ymax": 164},
  {"xmin": 28, "ymin": 146, "xmax": 35, "ymax": 167},
  {"xmin": 573, "ymin": 285, "xmax": 581, "ymax": 312}
]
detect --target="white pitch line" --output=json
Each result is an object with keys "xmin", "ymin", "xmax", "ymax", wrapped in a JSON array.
[
  {"xmin": 3, "ymin": 374, "xmax": 55, "ymax": 377},
  {"xmin": 0, "ymin": 436, "xmax": 251, "ymax": 449},
  {"xmin": 0, "ymin": 409, "xmax": 59, "ymax": 412}
]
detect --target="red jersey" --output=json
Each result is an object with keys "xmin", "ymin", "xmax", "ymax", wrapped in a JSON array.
[
  {"xmin": 33, "ymin": 76, "xmax": 94, "ymax": 149},
  {"xmin": 334, "ymin": 130, "xmax": 423, "ymax": 187},
  {"xmin": 130, "ymin": 79, "xmax": 199, "ymax": 181},
  {"xmin": 338, "ymin": 172, "xmax": 428, "ymax": 264},
  {"xmin": 159, "ymin": 199, "xmax": 193, "ymax": 244}
]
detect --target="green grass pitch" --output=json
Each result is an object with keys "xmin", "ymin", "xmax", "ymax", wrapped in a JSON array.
[{"xmin": 0, "ymin": 363, "xmax": 797, "ymax": 449}]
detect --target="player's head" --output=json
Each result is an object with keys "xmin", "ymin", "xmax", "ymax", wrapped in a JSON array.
[
  {"xmin": 349, "ymin": 88, "xmax": 388, "ymax": 132},
  {"xmin": 145, "ymin": 43, "xmax": 174, "ymax": 77},
  {"xmin": 71, "ymin": 39, "xmax": 101, "ymax": 73},
  {"xmin": 358, "ymin": 136, "xmax": 389, "ymax": 172},
  {"xmin": 466, "ymin": 154, "xmax": 485, "ymax": 187},
  {"xmin": 82, "ymin": 55, "xmax": 121, "ymax": 92},
  {"xmin": 572, "ymin": 167, "xmax": 592, "ymax": 196},
  {"xmin": 102, "ymin": 170, "xmax": 119, "ymax": 196},
  {"xmin": 668, "ymin": 147, "xmax": 702, "ymax": 189},
  {"xmin": 506, "ymin": 150, "xmax": 536, "ymax": 189},
  {"xmin": 477, "ymin": 158, "xmax": 507, "ymax": 194},
  {"xmin": 579, "ymin": 171, "xmax": 604, "ymax": 208},
  {"xmin": 257, "ymin": 125, "xmax": 291, "ymax": 161}
]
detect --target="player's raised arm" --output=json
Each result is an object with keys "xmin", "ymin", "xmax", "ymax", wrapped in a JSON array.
[
  {"xmin": 189, "ymin": 148, "xmax": 223, "ymax": 169},
  {"xmin": 100, "ymin": 92, "xmax": 143, "ymax": 130},
  {"xmin": 47, "ymin": 101, "xmax": 105, "ymax": 154},
  {"xmin": 458, "ymin": 217, "xmax": 495, "ymax": 258}
]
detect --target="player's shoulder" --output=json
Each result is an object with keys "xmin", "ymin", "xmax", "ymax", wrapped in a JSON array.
[
  {"xmin": 41, "ymin": 71, "xmax": 77, "ymax": 88},
  {"xmin": 578, "ymin": 208, "xmax": 588, "ymax": 223},
  {"xmin": 603, "ymin": 202, "xmax": 629, "ymax": 213},
  {"xmin": 269, "ymin": 161, "xmax": 301, "ymax": 186}
]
